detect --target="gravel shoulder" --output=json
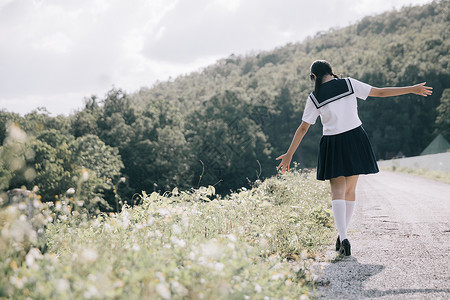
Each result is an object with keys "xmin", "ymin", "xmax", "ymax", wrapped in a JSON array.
[{"xmin": 312, "ymin": 171, "xmax": 450, "ymax": 299}]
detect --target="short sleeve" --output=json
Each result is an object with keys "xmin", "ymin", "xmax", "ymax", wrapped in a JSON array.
[
  {"xmin": 302, "ymin": 96, "xmax": 319, "ymax": 125},
  {"xmin": 349, "ymin": 78, "xmax": 372, "ymax": 100}
]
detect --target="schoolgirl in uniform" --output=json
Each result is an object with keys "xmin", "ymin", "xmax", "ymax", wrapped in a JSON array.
[{"xmin": 276, "ymin": 60, "xmax": 432, "ymax": 256}]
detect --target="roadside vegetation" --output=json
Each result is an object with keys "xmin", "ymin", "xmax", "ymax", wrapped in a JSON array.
[
  {"xmin": 383, "ymin": 166, "xmax": 450, "ymax": 184},
  {"xmin": 0, "ymin": 168, "xmax": 332, "ymax": 299}
]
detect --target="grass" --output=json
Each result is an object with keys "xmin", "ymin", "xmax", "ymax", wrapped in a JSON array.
[
  {"xmin": 382, "ymin": 166, "xmax": 450, "ymax": 184},
  {"xmin": 0, "ymin": 169, "xmax": 333, "ymax": 299}
]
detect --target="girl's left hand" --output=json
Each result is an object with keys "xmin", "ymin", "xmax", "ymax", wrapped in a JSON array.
[{"xmin": 413, "ymin": 82, "xmax": 433, "ymax": 96}]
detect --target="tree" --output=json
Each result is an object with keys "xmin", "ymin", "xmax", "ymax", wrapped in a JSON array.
[
  {"xmin": 435, "ymin": 89, "xmax": 450, "ymax": 140},
  {"xmin": 71, "ymin": 96, "xmax": 101, "ymax": 138},
  {"xmin": 69, "ymin": 135, "xmax": 124, "ymax": 211},
  {"xmin": 97, "ymin": 89, "xmax": 136, "ymax": 150},
  {"xmin": 187, "ymin": 90, "xmax": 272, "ymax": 194}
]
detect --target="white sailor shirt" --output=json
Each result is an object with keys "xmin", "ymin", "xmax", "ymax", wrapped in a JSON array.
[{"xmin": 301, "ymin": 77, "xmax": 372, "ymax": 136}]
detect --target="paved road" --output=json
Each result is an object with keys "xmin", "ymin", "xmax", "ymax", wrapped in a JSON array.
[{"xmin": 313, "ymin": 171, "xmax": 450, "ymax": 299}]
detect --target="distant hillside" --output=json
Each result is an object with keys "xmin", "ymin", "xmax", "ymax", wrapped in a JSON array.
[
  {"xmin": 132, "ymin": 0, "xmax": 449, "ymax": 159},
  {"xmin": 1, "ymin": 0, "xmax": 449, "ymax": 201}
]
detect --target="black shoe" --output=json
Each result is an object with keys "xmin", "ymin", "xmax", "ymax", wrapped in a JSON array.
[
  {"xmin": 339, "ymin": 239, "xmax": 351, "ymax": 256},
  {"xmin": 335, "ymin": 236, "xmax": 341, "ymax": 251}
]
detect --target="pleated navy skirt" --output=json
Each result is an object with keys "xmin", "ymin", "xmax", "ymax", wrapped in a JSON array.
[{"xmin": 317, "ymin": 126, "xmax": 379, "ymax": 180}]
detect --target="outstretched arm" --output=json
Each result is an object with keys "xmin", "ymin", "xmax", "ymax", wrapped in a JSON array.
[
  {"xmin": 369, "ymin": 82, "xmax": 433, "ymax": 97},
  {"xmin": 276, "ymin": 121, "xmax": 311, "ymax": 173}
]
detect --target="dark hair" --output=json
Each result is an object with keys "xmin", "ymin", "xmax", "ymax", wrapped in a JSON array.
[{"xmin": 310, "ymin": 60, "xmax": 339, "ymax": 96}]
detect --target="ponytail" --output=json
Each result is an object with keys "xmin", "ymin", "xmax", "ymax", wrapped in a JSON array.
[
  {"xmin": 310, "ymin": 60, "xmax": 338, "ymax": 96},
  {"xmin": 314, "ymin": 74, "xmax": 323, "ymax": 96}
]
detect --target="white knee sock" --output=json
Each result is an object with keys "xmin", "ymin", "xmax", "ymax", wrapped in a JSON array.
[
  {"xmin": 332, "ymin": 199, "xmax": 347, "ymax": 240},
  {"xmin": 345, "ymin": 200, "xmax": 356, "ymax": 228}
]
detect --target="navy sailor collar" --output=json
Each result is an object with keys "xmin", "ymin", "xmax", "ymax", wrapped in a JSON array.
[{"xmin": 309, "ymin": 78, "xmax": 354, "ymax": 108}]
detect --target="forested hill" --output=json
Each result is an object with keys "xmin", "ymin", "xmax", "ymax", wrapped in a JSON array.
[{"xmin": 1, "ymin": 1, "xmax": 449, "ymax": 209}]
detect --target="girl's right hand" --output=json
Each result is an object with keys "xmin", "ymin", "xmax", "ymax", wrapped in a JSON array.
[{"xmin": 276, "ymin": 153, "xmax": 292, "ymax": 173}]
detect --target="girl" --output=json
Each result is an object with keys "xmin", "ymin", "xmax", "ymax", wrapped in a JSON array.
[{"xmin": 276, "ymin": 60, "xmax": 432, "ymax": 256}]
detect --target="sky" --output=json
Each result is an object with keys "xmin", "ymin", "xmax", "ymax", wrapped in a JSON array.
[{"xmin": 0, "ymin": 0, "xmax": 434, "ymax": 116}]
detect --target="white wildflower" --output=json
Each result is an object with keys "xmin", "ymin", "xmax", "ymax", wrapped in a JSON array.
[
  {"xmin": 6, "ymin": 205, "xmax": 17, "ymax": 214},
  {"xmin": 214, "ymin": 262, "xmax": 225, "ymax": 272},
  {"xmin": 33, "ymin": 199, "xmax": 42, "ymax": 209},
  {"xmin": 271, "ymin": 272, "xmax": 285, "ymax": 280},
  {"xmin": 18, "ymin": 202, "xmax": 27, "ymax": 210},
  {"xmin": 254, "ymin": 283, "xmax": 262, "ymax": 293},
  {"xmin": 82, "ymin": 170, "xmax": 89, "ymax": 182},
  {"xmin": 55, "ymin": 278, "xmax": 70, "ymax": 293},
  {"xmin": 104, "ymin": 223, "xmax": 112, "ymax": 232},
  {"xmin": 157, "ymin": 208, "xmax": 170, "ymax": 217},
  {"xmin": 259, "ymin": 238, "xmax": 268, "ymax": 248},
  {"xmin": 155, "ymin": 272, "xmax": 166, "ymax": 282},
  {"xmin": 176, "ymin": 238, "xmax": 186, "ymax": 248},
  {"xmin": 25, "ymin": 248, "xmax": 43, "ymax": 268},
  {"xmin": 156, "ymin": 283, "xmax": 171, "ymax": 300},
  {"xmin": 172, "ymin": 224, "xmax": 182, "ymax": 235},
  {"xmin": 272, "ymin": 262, "xmax": 283, "ymax": 270},
  {"xmin": 181, "ymin": 212, "xmax": 189, "ymax": 228},
  {"xmin": 80, "ymin": 248, "xmax": 98, "ymax": 263},
  {"xmin": 66, "ymin": 188, "xmax": 75, "ymax": 195},
  {"xmin": 113, "ymin": 279, "xmax": 124, "ymax": 288},
  {"xmin": 132, "ymin": 244, "xmax": 141, "ymax": 251},
  {"xmin": 91, "ymin": 219, "xmax": 101, "ymax": 228},
  {"xmin": 227, "ymin": 234, "xmax": 237, "ymax": 243},
  {"xmin": 170, "ymin": 280, "xmax": 188, "ymax": 297},
  {"xmin": 9, "ymin": 276, "xmax": 25, "ymax": 289},
  {"xmin": 170, "ymin": 236, "xmax": 186, "ymax": 248},
  {"xmin": 201, "ymin": 240, "xmax": 222, "ymax": 260},
  {"xmin": 9, "ymin": 124, "xmax": 27, "ymax": 142},
  {"xmin": 121, "ymin": 213, "xmax": 130, "ymax": 229},
  {"xmin": 83, "ymin": 285, "xmax": 99, "ymax": 299}
]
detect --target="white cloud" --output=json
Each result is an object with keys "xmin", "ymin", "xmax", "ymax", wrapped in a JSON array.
[
  {"xmin": 0, "ymin": 0, "xmax": 434, "ymax": 115},
  {"xmin": 32, "ymin": 32, "xmax": 73, "ymax": 54}
]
